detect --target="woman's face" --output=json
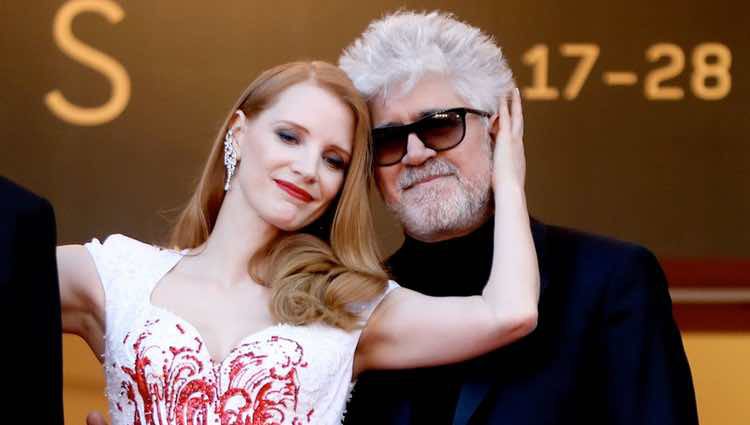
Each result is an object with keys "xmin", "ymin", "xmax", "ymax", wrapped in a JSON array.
[{"xmin": 233, "ymin": 82, "xmax": 354, "ymax": 231}]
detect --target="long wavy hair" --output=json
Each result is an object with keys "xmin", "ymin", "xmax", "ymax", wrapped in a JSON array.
[{"xmin": 169, "ymin": 61, "xmax": 388, "ymax": 331}]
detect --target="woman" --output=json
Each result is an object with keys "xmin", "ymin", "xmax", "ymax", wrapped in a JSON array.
[{"xmin": 58, "ymin": 61, "xmax": 538, "ymax": 424}]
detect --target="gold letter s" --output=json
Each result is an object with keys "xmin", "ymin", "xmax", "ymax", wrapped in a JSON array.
[{"xmin": 45, "ymin": 0, "xmax": 130, "ymax": 126}]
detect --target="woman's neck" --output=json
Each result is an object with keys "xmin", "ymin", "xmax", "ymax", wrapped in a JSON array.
[{"xmin": 185, "ymin": 190, "xmax": 279, "ymax": 288}]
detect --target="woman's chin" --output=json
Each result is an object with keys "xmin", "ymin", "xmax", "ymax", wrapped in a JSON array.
[
  {"xmin": 265, "ymin": 214, "xmax": 307, "ymax": 233},
  {"xmin": 273, "ymin": 222, "xmax": 301, "ymax": 232},
  {"xmin": 262, "ymin": 203, "xmax": 322, "ymax": 233}
]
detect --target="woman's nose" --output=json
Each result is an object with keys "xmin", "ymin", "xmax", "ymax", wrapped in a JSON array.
[{"xmin": 290, "ymin": 151, "xmax": 318, "ymax": 183}]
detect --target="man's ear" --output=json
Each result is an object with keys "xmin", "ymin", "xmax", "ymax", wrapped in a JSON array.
[{"xmin": 488, "ymin": 113, "xmax": 500, "ymax": 143}]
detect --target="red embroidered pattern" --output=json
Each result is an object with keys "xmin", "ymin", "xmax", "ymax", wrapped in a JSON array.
[{"xmin": 118, "ymin": 323, "xmax": 310, "ymax": 425}]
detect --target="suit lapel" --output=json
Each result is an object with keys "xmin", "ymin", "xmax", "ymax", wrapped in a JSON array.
[
  {"xmin": 392, "ymin": 400, "xmax": 413, "ymax": 425},
  {"xmin": 452, "ymin": 219, "xmax": 549, "ymax": 425},
  {"xmin": 453, "ymin": 378, "xmax": 492, "ymax": 425}
]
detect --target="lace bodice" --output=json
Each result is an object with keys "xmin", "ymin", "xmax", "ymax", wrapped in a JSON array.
[{"xmin": 84, "ymin": 234, "xmax": 398, "ymax": 425}]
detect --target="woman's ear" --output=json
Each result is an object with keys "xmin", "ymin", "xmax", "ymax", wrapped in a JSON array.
[
  {"xmin": 230, "ymin": 110, "xmax": 248, "ymax": 135},
  {"xmin": 228, "ymin": 110, "xmax": 248, "ymax": 159}
]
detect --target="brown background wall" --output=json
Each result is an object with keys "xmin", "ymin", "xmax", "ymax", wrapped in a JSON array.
[{"xmin": 1, "ymin": 0, "xmax": 747, "ymax": 258}]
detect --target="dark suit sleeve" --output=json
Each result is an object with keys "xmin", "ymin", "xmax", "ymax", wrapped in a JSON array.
[
  {"xmin": 345, "ymin": 370, "xmax": 409, "ymax": 424},
  {"xmin": 600, "ymin": 245, "xmax": 698, "ymax": 425},
  {"xmin": 15, "ymin": 197, "xmax": 65, "ymax": 424}
]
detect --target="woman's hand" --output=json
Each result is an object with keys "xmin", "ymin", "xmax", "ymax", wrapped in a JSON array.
[
  {"xmin": 85, "ymin": 411, "xmax": 108, "ymax": 425},
  {"xmin": 493, "ymin": 87, "xmax": 526, "ymax": 191}
]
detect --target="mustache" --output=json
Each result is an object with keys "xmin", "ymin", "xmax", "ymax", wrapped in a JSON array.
[{"xmin": 399, "ymin": 159, "xmax": 458, "ymax": 190}]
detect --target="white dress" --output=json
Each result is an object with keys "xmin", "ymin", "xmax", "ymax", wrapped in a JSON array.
[{"xmin": 84, "ymin": 234, "xmax": 398, "ymax": 425}]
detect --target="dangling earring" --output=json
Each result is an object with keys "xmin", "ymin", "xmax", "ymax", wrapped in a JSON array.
[{"xmin": 223, "ymin": 129, "xmax": 239, "ymax": 191}]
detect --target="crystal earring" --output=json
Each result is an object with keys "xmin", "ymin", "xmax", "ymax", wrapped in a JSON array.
[{"xmin": 223, "ymin": 129, "xmax": 238, "ymax": 191}]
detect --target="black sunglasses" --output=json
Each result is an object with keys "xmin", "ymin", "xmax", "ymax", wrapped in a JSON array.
[{"xmin": 372, "ymin": 107, "xmax": 491, "ymax": 166}]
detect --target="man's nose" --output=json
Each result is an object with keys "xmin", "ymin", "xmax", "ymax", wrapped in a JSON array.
[{"xmin": 401, "ymin": 133, "xmax": 436, "ymax": 166}]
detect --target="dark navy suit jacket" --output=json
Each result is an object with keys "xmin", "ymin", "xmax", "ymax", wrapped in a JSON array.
[
  {"xmin": 0, "ymin": 176, "xmax": 64, "ymax": 424},
  {"xmin": 344, "ymin": 219, "xmax": 697, "ymax": 425}
]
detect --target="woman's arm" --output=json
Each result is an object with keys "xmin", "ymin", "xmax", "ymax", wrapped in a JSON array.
[
  {"xmin": 355, "ymin": 89, "xmax": 539, "ymax": 375},
  {"xmin": 57, "ymin": 244, "xmax": 106, "ymax": 357}
]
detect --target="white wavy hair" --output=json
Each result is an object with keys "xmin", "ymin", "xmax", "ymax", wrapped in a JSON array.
[{"xmin": 339, "ymin": 10, "xmax": 515, "ymax": 113}]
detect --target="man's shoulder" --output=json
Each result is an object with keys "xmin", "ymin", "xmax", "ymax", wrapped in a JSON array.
[
  {"xmin": 387, "ymin": 219, "xmax": 661, "ymax": 284},
  {"xmin": 540, "ymin": 220, "xmax": 650, "ymax": 257},
  {"xmin": 0, "ymin": 176, "xmax": 55, "ymax": 241},
  {"xmin": 0, "ymin": 176, "xmax": 51, "ymax": 217},
  {"xmin": 387, "ymin": 219, "xmax": 655, "ymax": 262},
  {"xmin": 536, "ymin": 220, "xmax": 664, "ymax": 289},
  {"xmin": 541, "ymin": 220, "xmax": 655, "ymax": 262}
]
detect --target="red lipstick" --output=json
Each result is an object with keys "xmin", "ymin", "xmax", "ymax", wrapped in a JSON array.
[{"xmin": 274, "ymin": 179, "xmax": 313, "ymax": 203}]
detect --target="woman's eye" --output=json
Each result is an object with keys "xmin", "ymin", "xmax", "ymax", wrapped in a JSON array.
[
  {"xmin": 276, "ymin": 130, "xmax": 298, "ymax": 144},
  {"xmin": 324, "ymin": 155, "xmax": 346, "ymax": 170}
]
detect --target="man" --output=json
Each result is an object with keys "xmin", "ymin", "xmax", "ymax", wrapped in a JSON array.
[
  {"xmin": 339, "ymin": 11, "xmax": 698, "ymax": 425},
  {"xmin": 0, "ymin": 176, "xmax": 64, "ymax": 424}
]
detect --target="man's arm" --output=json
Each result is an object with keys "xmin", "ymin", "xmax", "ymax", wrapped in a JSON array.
[
  {"xmin": 601, "ymin": 245, "xmax": 699, "ymax": 425},
  {"xmin": 7, "ymin": 192, "xmax": 66, "ymax": 425}
]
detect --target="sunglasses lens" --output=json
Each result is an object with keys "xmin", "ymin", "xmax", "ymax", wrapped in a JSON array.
[
  {"xmin": 373, "ymin": 127, "xmax": 407, "ymax": 165},
  {"xmin": 417, "ymin": 111, "xmax": 464, "ymax": 150},
  {"xmin": 372, "ymin": 110, "xmax": 468, "ymax": 165}
]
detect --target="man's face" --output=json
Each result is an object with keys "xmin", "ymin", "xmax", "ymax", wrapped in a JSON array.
[{"xmin": 370, "ymin": 74, "xmax": 494, "ymax": 242}]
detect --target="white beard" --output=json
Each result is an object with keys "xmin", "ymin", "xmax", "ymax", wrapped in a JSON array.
[{"xmin": 386, "ymin": 153, "xmax": 493, "ymax": 241}]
